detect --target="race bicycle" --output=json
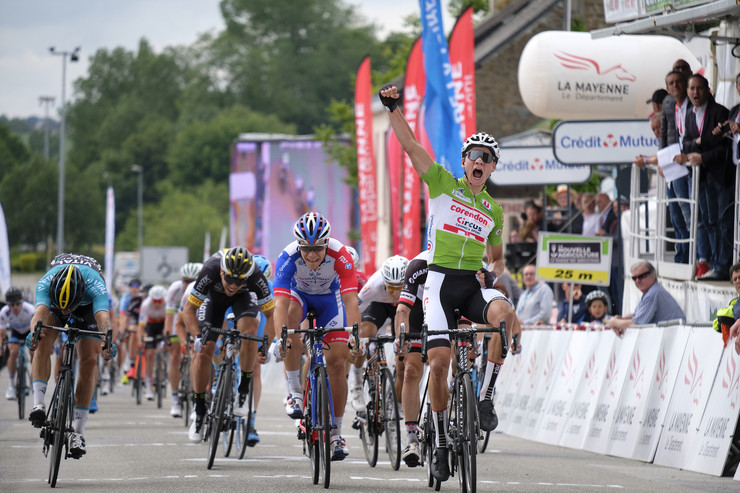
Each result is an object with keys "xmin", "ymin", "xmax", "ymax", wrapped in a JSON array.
[
  {"xmin": 31, "ymin": 320, "xmax": 113, "ymax": 488},
  {"xmin": 353, "ymin": 332, "xmax": 401, "ymax": 470},
  {"xmin": 281, "ymin": 314, "xmax": 358, "ymax": 489},
  {"xmin": 419, "ymin": 311, "xmax": 508, "ymax": 492}
]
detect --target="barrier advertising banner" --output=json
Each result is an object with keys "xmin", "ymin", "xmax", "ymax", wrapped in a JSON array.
[
  {"xmin": 608, "ymin": 327, "xmax": 665, "ymax": 459},
  {"xmin": 559, "ymin": 329, "xmax": 618, "ymax": 449},
  {"xmin": 535, "ymin": 331, "xmax": 600, "ymax": 445},
  {"xmin": 654, "ymin": 327, "xmax": 723, "ymax": 468},
  {"xmin": 581, "ymin": 330, "xmax": 639, "ymax": 454},
  {"xmin": 685, "ymin": 346, "xmax": 740, "ymax": 475},
  {"xmin": 495, "ymin": 331, "xmax": 530, "ymax": 432}
]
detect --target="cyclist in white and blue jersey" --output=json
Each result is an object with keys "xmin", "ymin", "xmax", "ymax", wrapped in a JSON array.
[{"xmin": 1, "ymin": 287, "xmax": 35, "ymax": 400}]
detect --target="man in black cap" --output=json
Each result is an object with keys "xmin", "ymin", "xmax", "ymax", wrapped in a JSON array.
[{"xmin": 647, "ymin": 88, "xmax": 669, "ymax": 117}]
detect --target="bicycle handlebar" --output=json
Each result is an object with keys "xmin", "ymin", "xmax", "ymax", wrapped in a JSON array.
[
  {"xmin": 34, "ymin": 320, "xmax": 114, "ymax": 354},
  {"xmin": 420, "ymin": 318, "xmax": 508, "ymax": 363},
  {"xmin": 202, "ymin": 324, "xmax": 269, "ymax": 356},
  {"xmin": 280, "ymin": 323, "xmax": 360, "ymax": 355}
]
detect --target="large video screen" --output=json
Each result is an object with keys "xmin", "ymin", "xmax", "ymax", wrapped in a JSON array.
[{"xmin": 230, "ymin": 137, "xmax": 356, "ymax": 267}]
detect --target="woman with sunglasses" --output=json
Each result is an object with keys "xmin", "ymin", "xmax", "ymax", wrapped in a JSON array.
[
  {"xmin": 379, "ymin": 84, "xmax": 514, "ymax": 483},
  {"xmin": 1, "ymin": 287, "xmax": 35, "ymax": 400},
  {"xmin": 607, "ymin": 261, "xmax": 685, "ymax": 336},
  {"xmin": 270, "ymin": 211, "xmax": 361, "ymax": 461},
  {"xmin": 181, "ymin": 246, "xmax": 274, "ymax": 443}
]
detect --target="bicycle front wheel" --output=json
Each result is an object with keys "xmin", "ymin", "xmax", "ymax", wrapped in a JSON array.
[
  {"xmin": 458, "ymin": 374, "xmax": 478, "ymax": 493},
  {"xmin": 48, "ymin": 373, "xmax": 71, "ymax": 487},
  {"xmin": 156, "ymin": 352, "xmax": 164, "ymax": 409},
  {"xmin": 238, "ymin": 378, "xmax": 254, "ymax": 459},
  {"xmin": 135, "ymin": 353, "xmax": 143, "ymax": 406},
  {"xmin": 381, "ymin": 368, "xmax": 401, "ymax": 470},
  {"xmin": 315, "ymin": 366, "xmax": 332, "ymax": 489},
  {"xmin": 16, "ymin": 351, "xmax": 27, "ymax": 420},
  {"xmin": 207, "ymin": 368, "xmax": 231, "ymax": 470},
  {"xmin": 360, "ymin": 372, "xmax": 378, "ymax": 467},
  {"xmin": 180, "ymin": 356, "xmax": 191, "ymax": 428}
]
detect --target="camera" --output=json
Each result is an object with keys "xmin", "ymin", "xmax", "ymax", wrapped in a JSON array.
[{"xmin": 720, "ymin": 122, "xmax": 731, "ymax": 134}]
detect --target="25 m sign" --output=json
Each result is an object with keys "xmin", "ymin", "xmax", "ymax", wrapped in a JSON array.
[{"xmin": 535, "ymin": 233, "xmax": 612, "ymax": 286}]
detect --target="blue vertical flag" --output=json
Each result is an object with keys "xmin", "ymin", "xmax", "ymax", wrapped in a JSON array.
[{"xmin": 419, "ymin": 0, "xmax": 464, "ymax": 178}]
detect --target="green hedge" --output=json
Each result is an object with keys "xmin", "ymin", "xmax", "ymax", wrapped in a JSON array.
[{"xmin": 12, "ymin": 252, "xmax": 46, "ymax": 272}]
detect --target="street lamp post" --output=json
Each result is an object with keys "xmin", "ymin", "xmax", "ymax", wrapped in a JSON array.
[
  {"xmin": 38, "ymin": 96, "xmax": 55, "ymax": 160},
  {"xmin": 49, "ymin": 46, "xmax": 80, "ymax": 255},
  {"xmin": 131, "ymin": 164, "xmax": 144, "ymax": 275}
]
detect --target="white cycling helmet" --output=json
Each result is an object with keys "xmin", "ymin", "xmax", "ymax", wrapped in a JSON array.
[
  {"xmin": 382, "ymin": 255, "xmax": 409, "ymax": 285},
  {"xmin": 149, "ymin": 285, "xmax": 167, "ymax": 301},
  {"xmin": 461, "ymin": 132, "xmax": 500, "ymax": 161},
  {"xmin": 180, "ymin": 262, "xmax": 203, "ymax": 280},
  {"xmin": 345, "ymin": 246, "xmax": 360, "ymax": 268}
]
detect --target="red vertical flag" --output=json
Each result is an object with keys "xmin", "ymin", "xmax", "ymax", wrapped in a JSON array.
[
  {"xmin": 354, "ymin": 56, "xmax": 377, "ymax": 272},
  {"xmin": 401, "ymin": 38, "xmax": 426, "ymax": 258},
  {"xmin": 386, "ymin": 130, "xmax": 403, "ymax": 255},
  {"xmin": 449, "ymin": 6, "xmax": 476, "ymax": 139}
]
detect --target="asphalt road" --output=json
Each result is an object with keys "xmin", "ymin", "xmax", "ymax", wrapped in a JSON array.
[{"xmin": 0, "ymin": 360, "xmax": 737, "ymax": 492}]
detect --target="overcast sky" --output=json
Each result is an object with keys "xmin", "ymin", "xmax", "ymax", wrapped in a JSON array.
[{"xmin": 0, "ymin": 0, "xmax": 452, "ymax": 120}]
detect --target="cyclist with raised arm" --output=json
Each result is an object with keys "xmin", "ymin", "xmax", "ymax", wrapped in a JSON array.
[
  {"xmin": 270, "ymin": 211, "xmax": 360, "ymax": 460},
  {"xmin": 26, "ymin": 254, "xmax": 116, "ymax": 459},
  {"xmin": 182, "ymin": 247, "xmax": 274, "ymax": 443},
  {"xmin": 380, "ymin": 84, "xmax": 515, "ymax": 482},
  {"xmin": 164, "ymin": 262, "xmax": 202, "ymax": 417},
  {"xmin": 137, "ymin": 285, "xmax": 167, "ymax": 401},
  {"xmin": 1, "ymin": 287, "xmax": 35, "ymax": 400},
  {"xmin": 349, "ymin": 255, "xmax": 408, "ymax": 411}
]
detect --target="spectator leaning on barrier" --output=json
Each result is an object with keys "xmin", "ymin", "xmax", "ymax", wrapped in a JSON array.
[
  {"xmin": 607, "ymin": 261, "xmax": 685, "ymax": 336},
  {"xmin": 516, "ymin": 264, "xmax": 554, "ymax": 326},
  {"xmin": 714, "ymin": 263, "xmax": 740, "ymax": 347}
]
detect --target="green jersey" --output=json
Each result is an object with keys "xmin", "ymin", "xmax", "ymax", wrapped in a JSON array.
[{"xmin": 421, "ymin": 163, "xmax": 503, "ymax": 271}]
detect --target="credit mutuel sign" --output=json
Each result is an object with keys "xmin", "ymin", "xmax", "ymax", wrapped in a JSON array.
[{"xmin": 553, "ymin": 119, "xmax": 659, "ymax": 165}]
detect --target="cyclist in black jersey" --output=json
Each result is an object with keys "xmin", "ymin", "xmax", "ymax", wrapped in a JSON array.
[{"xmin": 182, "ymin": 247, "xmax": 274, "ymax": 443}]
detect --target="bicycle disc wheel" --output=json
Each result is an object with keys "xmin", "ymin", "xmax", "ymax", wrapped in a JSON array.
[
  {"xmin": 238, "ymin": 379, "xmax": 254, "ymax": 459},
  {"xmin": 49, "ymin": 374, "xmax": 71, "ymax": 487},
  {"xmin": 17, "ymin": 352, "xmax": 26, "ymax": 420},
  {"xmin": 207, "ymin": 369, "xmax": 230, "ymax": 470},
  {"xmin": 360, "ymin": 373, "xmax": 378, "ymax": 467},
  {"xmin": 380, "ymin": 369, "xmax": 401, "ymax": 470},
  {"xmin": 316, "ymin": 367, "xmax": 331, "ymax": 489},
  {"xmin": 458, "ymin": 374, "xmax": 477, "ymax": 493}
]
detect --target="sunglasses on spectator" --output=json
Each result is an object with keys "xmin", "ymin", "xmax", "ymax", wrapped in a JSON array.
[
  {"xmin": 300, "ymin": 245, "xmax": 326, "ymax": 253},
  {"xmin": 9, "ymin": 301, "xmax": 22, "ymax": 307},
  {"xmin": 673, "ymin": 64, "xmax": 690, "ymax": 71},
  {"xmin": 223, "ymin": 273, "xmax": 247, "ymax": 286},
  {"xmin": 631, "ymin": 271, "xmax": 650, "ymax": 281},
  {"xmin": 466, "ymin": 150, "xmax": 495, "ymax": 163}
]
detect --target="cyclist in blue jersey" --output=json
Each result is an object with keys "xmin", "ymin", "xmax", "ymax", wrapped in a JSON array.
[
  {"xmin": 1, "ymin": 287, "xmax": 35, "ymax": 400},
  {"xmin": 380, "ymin": 84, "xmax": 515, "ymax": 482},
  {"xmin": 26, "ymin": 254, "xmax": 116, "ymax": 459}
]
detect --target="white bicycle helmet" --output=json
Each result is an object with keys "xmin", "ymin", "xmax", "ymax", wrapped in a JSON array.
[
  {"xmin": 149, "ymin": 285, "xmax": 167, "ymax": 301},
  {"xmin": 382, "ymin": 255, "xmax": 409, "ymax": 285},
  {"xmin": 345, "ymin": 246, "xmax": 360, "ymax": 268},
  {"xmin": 180, "ymin": 262, "xmax": 203, "ymax": 280},
  {"xmin": 461, "ymin": 132, "xmax": 500, "ymax": 161}
]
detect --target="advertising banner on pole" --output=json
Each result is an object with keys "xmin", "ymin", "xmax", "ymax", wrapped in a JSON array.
[
  {"xmin": 104, "ymin": 187, "xmax": 115, "ymax": 293},
  {"xmin": 449, "ymin": 6, "xmax": 475, "ymax": 141}
]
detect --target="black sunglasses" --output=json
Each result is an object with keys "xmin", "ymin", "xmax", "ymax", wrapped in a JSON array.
[
  {"xmin": 466, "ymin": 150, "xmax": 495, "ymax": 163},
  {"xmin": 300, "ymin": 245, "xmax": 326, "ymax": 253},
  {"xmin": 223, "ymin": 274, "xmax": 247, "ymax": 286},
  {"xmin": 8, "ymin": 301, "xmax": 22, "ymax": 307},
  {"xmin": 631, "ymin": 271, "xmax": 650, "ymax": 281}
]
